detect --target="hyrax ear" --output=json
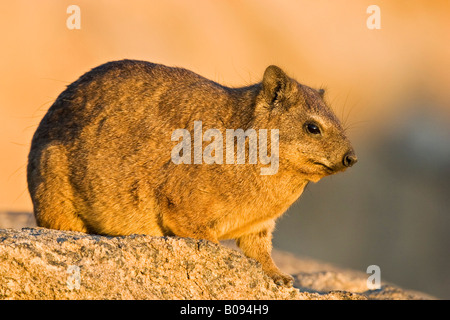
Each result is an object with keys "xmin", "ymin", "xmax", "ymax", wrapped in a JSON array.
[{"xmin": 262, "ymin": 65, "xmax": 291, "ymax": 110}]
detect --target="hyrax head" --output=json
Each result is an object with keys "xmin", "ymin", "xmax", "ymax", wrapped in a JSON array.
[{"xmin": 257, "ymin": 65, "xmax": 357, "ymax": 181}]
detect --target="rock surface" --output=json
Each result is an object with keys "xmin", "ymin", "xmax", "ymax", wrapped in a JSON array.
[{"xmin": 0, "ymin": 228, "xmax": 431, "ymax": 300}]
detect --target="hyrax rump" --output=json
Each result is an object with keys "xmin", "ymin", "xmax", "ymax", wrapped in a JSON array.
[{"xmin": 27, "ymin": 60, "xmax": 357, "ymax": 286}]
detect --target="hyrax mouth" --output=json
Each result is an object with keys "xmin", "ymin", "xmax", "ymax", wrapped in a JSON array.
[
  {"xmin": 309, "ymin": 150, "xmax": 357, "ymax": 175},
  {"xmin": 311, "ymin": 161, "xmax": 335, "ymax": 174}
]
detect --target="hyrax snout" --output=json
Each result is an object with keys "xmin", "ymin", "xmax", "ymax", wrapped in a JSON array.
[
  {"xmin": 27, "ymin": 60, "xmax": 356, "ymax": 286},
  {"xmin": 343, "ymin": 151, "xmax": 358, "ymax": 168}
]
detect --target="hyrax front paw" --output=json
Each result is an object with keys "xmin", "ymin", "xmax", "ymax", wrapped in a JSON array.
[{"xmin": 267, "ymin": 270, "xmax": 294, "ymax": 287}]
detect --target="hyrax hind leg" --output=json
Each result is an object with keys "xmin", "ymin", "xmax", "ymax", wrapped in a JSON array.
[
  {"xmin": 28, "ymin": 144, "xmax": 88, "ymax": 233},
  {"xmin": 236, "ymin": 221, "xmax": 294, "ymax": 287}
]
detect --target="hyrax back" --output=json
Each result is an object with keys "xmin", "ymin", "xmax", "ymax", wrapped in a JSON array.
[{"xmin": 27, "ymin": 60, "xmax": 356, "ymax": 286}]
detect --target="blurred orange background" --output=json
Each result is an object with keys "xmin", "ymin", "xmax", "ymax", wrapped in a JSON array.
[{"xmin": 1, "ymin": 0, "xmax": 449, "ymax": 298}]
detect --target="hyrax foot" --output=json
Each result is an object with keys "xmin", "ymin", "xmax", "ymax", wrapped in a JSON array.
[
  {"xmin": 235, "ymin": 226, "xmax": 294, "ymax": 287},
  {"xmin": 267, "ymin": 270, "xmax": 294, "ymax": 287}
]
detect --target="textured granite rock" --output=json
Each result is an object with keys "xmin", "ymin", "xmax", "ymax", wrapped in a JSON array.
[{"xmin": 0, "ymin": 228, "xmax": 431, "ymax": 300}]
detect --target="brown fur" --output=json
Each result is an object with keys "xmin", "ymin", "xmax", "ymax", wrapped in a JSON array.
[{"xmin": 27, "ymin": 60, "xmax": 356, "ymax": 286}]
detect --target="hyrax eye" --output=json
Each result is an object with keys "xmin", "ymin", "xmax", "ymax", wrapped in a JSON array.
[{"xmin": 305, "ymin": 122, "xmax": 321, "ymax": 135}]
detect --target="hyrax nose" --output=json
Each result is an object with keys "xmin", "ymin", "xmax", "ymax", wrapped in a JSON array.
[{"xmin": 342, "ymin": 151, "xmax": 357, "ymax": 168}]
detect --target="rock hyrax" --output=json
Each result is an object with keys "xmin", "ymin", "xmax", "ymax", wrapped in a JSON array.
[{"xmin": 27, "ymin": 60, "xmax": 357, "ymax": 286}]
